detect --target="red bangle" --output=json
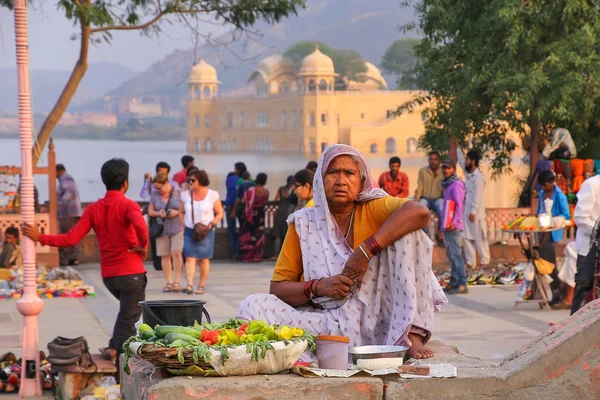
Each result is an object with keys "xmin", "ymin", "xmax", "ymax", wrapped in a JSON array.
[
  {"xmin": 303, "ymin": 280, "xmax": 314, "ymax": 298},
  {"xmin": 365, "ymin": 236, "xmax": 383, "ymax": 256},
  {"xmin": 311, "ymin": 278, "xmax": 322, "ymax": 297}
]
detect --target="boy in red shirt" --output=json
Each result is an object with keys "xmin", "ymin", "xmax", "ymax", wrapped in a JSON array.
[{"xmin": 22, "ymin": 158, "xmax": 148, "ymax": 379}]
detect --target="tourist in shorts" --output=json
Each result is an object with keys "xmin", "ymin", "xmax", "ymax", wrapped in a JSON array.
[{"xmin": 148, "ymin": 172, "xmax": 184, "ymax": 293}]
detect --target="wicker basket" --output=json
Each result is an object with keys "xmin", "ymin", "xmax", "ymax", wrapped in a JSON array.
[
  {"xmin": 136, "ymin": 344, "xmax": 212, "ymax": 370},
  {"xmin": 133, "ymin": 340, "xmax": 309, "ymax": 376}
]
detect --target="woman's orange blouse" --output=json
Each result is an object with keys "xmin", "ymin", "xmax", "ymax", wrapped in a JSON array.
[{"xmin": 271, "ymin": 196, "xmax": 410, "ymax": 282}]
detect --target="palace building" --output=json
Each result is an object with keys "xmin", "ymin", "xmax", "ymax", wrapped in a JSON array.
[{"xmin": 185, "ymin": 47, "xmax": 427, "ymax": 157}]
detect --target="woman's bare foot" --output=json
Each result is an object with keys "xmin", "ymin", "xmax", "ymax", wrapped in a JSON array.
[{"xmin": 405, "ymin": 333, "xmax": 434, "ymax": 360}]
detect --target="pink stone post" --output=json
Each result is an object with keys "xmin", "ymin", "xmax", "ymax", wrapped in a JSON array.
[{"xmin": 13, "ymin": 0, "xmax": 45, "ymax": 396}]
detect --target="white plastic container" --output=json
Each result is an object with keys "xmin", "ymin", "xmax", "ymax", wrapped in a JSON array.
[{"xmin": 316, "ymin": 335, "xmax": 350, "ymax": 370}]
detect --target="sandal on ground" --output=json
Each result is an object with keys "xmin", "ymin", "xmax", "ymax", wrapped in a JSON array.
[
  {"xmin": 172, "ymin": 282, "xmax": 181, "ymax": 292},
  {"xmin": 195, "ymin": 286, "xmax": 205, "ymax": 294},
  {"xmin": 99, "ymin": 347, "xmax": 116, "ymax": 362},
  {"xmin": 183, "ymin": 285, "xmax": 194, "ymax": 295},
  {"xmin": 162, "ymin": 283, "xmax": 173, "ymax": 292}
]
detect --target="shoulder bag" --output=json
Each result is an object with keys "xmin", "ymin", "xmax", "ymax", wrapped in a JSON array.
[
  {"xmin": 47, "ymin": 336, "xmax": 96, "ymax": 373},
  {"xmin": 150, "ymin": 188, "xmax": 174, "ymax": 239},
  {"xmin": 190, "ymin": 190, "xmax": 212, "ymax": 242}
]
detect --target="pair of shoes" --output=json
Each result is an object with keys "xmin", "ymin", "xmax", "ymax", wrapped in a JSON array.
[
  {"xmin": 182, "ymin": 284, "xmax": 194, "ymax": 295},
  {"xmin": 447, "ymin": 286, "xmax": 469, "ymax": 295},
  {"xmin": 195, "ymin": 286, "xmax": 205, "ymax": 294},
  {"xmin": 68, "ymin": 259, "xmax": 79, "ymax": 266}
]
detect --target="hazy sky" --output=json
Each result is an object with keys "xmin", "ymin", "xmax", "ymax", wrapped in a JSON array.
[{"xmin": 0, "ymin": 3, "xmax": 228, "ymax": 71}]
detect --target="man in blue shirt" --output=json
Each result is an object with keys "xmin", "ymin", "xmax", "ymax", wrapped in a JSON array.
[
  {"xmin": 225, "ymin": 162, "xmax": 247, "ymax": 258},
  {"xmin": 536, "ymin": 170, "xmax": 572, "ymax": 308}
]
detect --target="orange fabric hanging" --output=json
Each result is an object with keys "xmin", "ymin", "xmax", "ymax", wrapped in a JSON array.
[{"xmin": 571, "ymin": 159, "xmax": 585, "ymax": 193}]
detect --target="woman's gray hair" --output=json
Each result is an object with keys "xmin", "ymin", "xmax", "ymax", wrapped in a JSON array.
[{"xmin": 351, "ymin": 155, "xmax": 367, "ymax": 183}]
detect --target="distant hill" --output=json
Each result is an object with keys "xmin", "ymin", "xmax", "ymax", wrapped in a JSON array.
[
  {"xmin": 0, "ymin": 61, "xmax": 137, "ymax": 113},
  {"xmin": 104, "ymin": 0, "xmax": 415, "ymax": 111}
]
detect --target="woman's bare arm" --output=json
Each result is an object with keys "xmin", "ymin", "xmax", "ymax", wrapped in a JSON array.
[
  {"xmin": 371, "ymin": 201, "xmax": 430, "ymax": 250},
  {"xmin": 212, "ymin": 199, "xmax": 224, "ymax": 226},
  {"xmin": 270, "ymin": 281, "xmax": 309, "ymax": 307}
]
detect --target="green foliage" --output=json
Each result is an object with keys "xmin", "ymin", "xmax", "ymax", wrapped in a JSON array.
[
  {"xmin": 399, "ymin": 0, "xmax": 600, "ymax": 178},
  {"xmin": 283, "ymin": 40, "xmax": 368, "ymax": 82},
  {"xmin": 381, "ymin": 38, "xmax": 420, "ymax": 89},
  {"xmin": 2, "ymin": 0, "xmax": 306, "ymax": 41}
]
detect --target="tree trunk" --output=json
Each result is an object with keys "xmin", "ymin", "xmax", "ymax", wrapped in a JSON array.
[
  {"xmin": 529, "ymin": 114, "xmax": 540, "ymax": 213},
  {"xmin": 448, "ymin": 133, "xmax": 458, "ymax": 162},
  {"xmin": 32, "ymin": 21, "xmax": 90, "ymax": 166}
]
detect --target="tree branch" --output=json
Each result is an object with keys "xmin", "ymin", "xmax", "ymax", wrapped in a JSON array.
[{"xmin": 91, "ymin": 11, "xmax": 166, "ymax": 33}]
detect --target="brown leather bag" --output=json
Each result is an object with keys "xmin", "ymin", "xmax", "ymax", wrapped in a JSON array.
[{"xmin": 190, "ymin": 190, "xmax": 211, "ymax": 241}]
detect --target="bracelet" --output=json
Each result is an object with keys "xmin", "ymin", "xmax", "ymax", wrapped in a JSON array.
[
  {"xmin": 358, "ymin": 245, "xmax": 371, "ymax": 261},
  {"xmin": 303, "ymin": 280, "xmax": 314, "ymax": 299},
  {"xmin": 365, "ymin": 236, "xmax": 383, "ymax": 256},
  {"xmin": 311, "ymin": 278, "xmax": 322, "ymax": 298}
]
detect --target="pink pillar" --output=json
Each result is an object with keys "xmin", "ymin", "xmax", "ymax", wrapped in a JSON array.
[{"xmin": 14, "ymin": 0, "xmax": 45, "ymax": 396}]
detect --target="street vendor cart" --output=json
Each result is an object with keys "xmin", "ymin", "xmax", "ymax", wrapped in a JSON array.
[{"xmin": 506, "ymin": 228, "xmax": 561, "ymax": 312}]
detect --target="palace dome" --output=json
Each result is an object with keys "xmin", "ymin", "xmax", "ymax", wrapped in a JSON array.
[
  {"xmin": 360, "ymin": 61, "xmax": 388, "ymax": 89},
  {"xmin": 188, "ymin": 59, "xmax": 219, "ymax": 84},
  {"xmin": 299, "ymin": 46, "xmax": 336, "ymax": 76}
]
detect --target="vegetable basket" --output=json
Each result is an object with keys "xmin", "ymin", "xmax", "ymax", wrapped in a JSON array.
[{"xmin": 124, "ymin": 319, "xmax": 315, "ymax": 377}]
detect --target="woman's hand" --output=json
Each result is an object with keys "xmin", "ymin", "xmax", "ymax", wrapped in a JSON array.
[
  {"xmin": 316, "ymin": 275, "xmax": 355, "ymax": 299},
  {"xmin": 167, "ymin": 209, "xmax": 179, "ymax": 218},
  {"xmin": 341, "ymin": 248, "xmax": 370, "ymax": 289}
]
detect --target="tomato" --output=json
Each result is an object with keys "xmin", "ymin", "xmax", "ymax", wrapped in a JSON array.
[
  {"xmin": 236, "ymin": 330, "xmax": 245, "ymax": 337},
  {"xmin": 204, "ymin": 340, "xmax": 212, "ymax": 345},
  {"xmin": 239, "ymin": 323, "xmax": 249, "ymax": 332}
]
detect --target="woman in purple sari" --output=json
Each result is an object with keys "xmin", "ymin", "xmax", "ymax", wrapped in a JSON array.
[{"xmin": 239, "ymin": 173, "xmax": 270, "ymax": 262}]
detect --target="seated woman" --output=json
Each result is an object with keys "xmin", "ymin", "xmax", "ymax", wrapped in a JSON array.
[{"xmin": 237, "ymin": 145, "xmax": 447, "ymax": 360}]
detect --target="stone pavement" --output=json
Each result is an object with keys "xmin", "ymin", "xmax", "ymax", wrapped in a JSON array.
[{"xmin": 0, "ymin": 261, "xmax": 571, "ymax": 368}]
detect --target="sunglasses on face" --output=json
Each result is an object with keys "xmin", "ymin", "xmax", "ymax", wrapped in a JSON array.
[
  {"xmin": 442, "ymin": 165, "xmax": 452, "ymax": 170},
  {"xmin": 293, "ymin": 182, "xmax": 304, "ymax": 189},
  {"xmin": 187, "ymin": 178, "xmax": 197, "ymax": 184}
]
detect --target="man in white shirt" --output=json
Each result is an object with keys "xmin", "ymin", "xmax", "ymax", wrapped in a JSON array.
[{"xmin": 571, "ymin": 175, "xmax": 600, "ymax": 314}]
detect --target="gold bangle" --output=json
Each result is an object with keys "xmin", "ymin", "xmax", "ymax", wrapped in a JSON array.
[{"xmin": 358, "ymin": 245, "xmax": 371, "ymax": 261}]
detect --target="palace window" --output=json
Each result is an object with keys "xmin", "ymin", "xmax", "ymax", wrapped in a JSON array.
[
  {"xmin": 257, "ymin": 112, "xmax": 269, "ymax": 128},
  {"xmin": 194, "ymin": 115, "xmax": 200, "ymax": 127},
  {"xmin": 226, "ymin": 112, "xmax": 233, "ymax": 128},
  {"xmin": 281, "ymin": 111, "xmax": 287, "ymax": 127},
  {"xmin": 321, "ymin": 113, "xmax": 328, "ymax": 126},
  {"xmin": 239, "ymin": 112, "xmax": 244, "ymax": 127},
  {"xmin": 205, "ymin": 116, "xmax": 211, "ymax": 128},
  {"xmin": 291, "ymin": 111, "xmax": 297, "ymax": 127}
]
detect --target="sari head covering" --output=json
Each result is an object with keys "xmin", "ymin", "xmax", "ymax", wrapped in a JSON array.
[{"xmin": 279, "ymin": 144, "xmax": 447, "ymax": 347}]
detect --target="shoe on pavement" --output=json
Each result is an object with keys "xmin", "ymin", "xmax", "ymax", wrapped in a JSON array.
[{"xmin": 447, "ymin": 285, "xmax": 469, "ymax": 295}]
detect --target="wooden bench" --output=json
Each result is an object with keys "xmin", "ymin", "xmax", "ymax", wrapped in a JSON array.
[{"xmin": 57, "ymin": 354, "xmax": 117, "ymax": 400}]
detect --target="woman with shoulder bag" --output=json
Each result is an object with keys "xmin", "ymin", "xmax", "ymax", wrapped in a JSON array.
[
  {"xmin": 148, "ymin": 173, "xmax": 184, "ymax": 292},
  {"xmin": 180, "ymin": 169, "xmax": 224, "ymax": 294}
]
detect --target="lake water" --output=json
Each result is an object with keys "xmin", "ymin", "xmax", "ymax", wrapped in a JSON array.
[{"xmin": 1, "ymin": 139, "xmax": 418, "ymax": 203}]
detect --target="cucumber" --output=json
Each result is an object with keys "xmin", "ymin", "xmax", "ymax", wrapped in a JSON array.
[
  {"xmin": 140, "ymin": 330, "xmax": 155, "ymax": 340},
  {"xmin": 147, "ymin": 336, "xmax": 158, "ymax": 342},
  {"xmin": 164, "ymin": 332, "xmax": 202, "ymax": 346},
  {"xmin": 154, "ymin": 325, "xmax": 201, "ymax": 339}
]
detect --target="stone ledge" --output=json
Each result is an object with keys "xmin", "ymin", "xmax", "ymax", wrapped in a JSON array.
[
  {"xmin": 121, "ymin": 358, "xmax": 383, "ymax": 400},
  {"xmin": 121, "ymin": 301, "xmax": 600, "ymax": 400}
]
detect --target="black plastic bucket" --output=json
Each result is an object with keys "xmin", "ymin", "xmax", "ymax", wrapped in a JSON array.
[{"xmin": 139, "ymin": 300, "xmax": 211, "ymax": 328}]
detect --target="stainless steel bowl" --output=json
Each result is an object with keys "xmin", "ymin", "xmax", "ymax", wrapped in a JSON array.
[{"xmin": 349, "ymin": 345, "xmax": 409, "ymax": 364}]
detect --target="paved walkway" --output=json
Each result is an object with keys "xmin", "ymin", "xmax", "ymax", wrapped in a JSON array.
[{"xmin": 0, "ymin": 261, "xmax": 571, "ymax": 369}]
